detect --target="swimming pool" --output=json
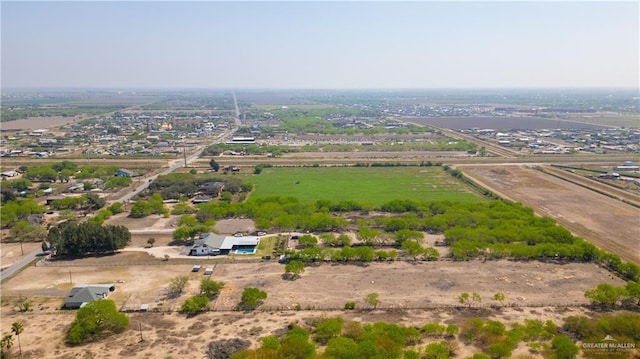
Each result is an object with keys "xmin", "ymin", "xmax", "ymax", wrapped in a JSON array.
[{"xmin": 235, "ymin": 248, "xmax": 256, "ymax": 254}]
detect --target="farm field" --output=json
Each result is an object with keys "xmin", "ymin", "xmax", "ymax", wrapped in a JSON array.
[
  {"xmin": 246, "ymin": 166, "xmax": 483, "ymax": 205},
  {"xmin": 460, "ymin": 164, "xmax": 640, "ymax": 264},
  {"xmin": 406, "ymin": 116, "xmax": 610, "ymax": 130}
]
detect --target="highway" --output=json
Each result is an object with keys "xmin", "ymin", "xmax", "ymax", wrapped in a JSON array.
[{"xmin": 1, "ymin": 92, "xmax": 242, "ymax": 283}]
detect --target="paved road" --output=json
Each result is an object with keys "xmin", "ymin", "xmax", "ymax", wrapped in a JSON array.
[
  {"xmin": 0, "ymin": 247, "xmax": 43, "ymax": 282},
  {"xmin": 1, "ymin": 92, "xmax": 243, "ymax": 283}
]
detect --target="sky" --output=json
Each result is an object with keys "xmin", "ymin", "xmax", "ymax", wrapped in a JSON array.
[{"xmin": 1, "ymin": 1, "xmax": 638, "ymax": 89}]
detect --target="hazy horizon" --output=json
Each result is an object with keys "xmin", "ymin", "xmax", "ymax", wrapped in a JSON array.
[{"xmin": 2, "ymin": 1, "xmax": 638, "ymax": 90}]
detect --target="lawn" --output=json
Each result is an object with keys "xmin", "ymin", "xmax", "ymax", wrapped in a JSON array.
[{"xmin": 246, "ymin": 166, "xmax": 483, "ymax": 206}]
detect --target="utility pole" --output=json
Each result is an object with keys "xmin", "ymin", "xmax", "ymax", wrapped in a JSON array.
[
  {"xmin": 183, "ymin": 143, "xmax": 187, "ymax": 168},
  {"xmin": 139, "ymin": 321, "xmax": 143, "ymax": 342}
]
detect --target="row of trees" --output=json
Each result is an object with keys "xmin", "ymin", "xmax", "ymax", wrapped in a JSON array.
[
  {"xmin": 184, "ymin": 196, "xmax": 640, "ymax": 281},
  {"xmin": 145, "ymin": 173, "xmax": 250, "ymax": 200},
  {"xmin": 21, "ymin": 161, "xmax": 120, "ymax": 183},
  {"xmin": 49, "ymin": 193, "xmax": 105, "ymax": 211},
  {"xmin": 47, "ymin": 221, "xmax": 131, "ymax": 257},
  {"xmin": 584, "ymin": 281, "xmax": 640, "ymax": 308},
  {"xmin": 285, "ymin": 246, "xmax": 400, "ymax": 263}
]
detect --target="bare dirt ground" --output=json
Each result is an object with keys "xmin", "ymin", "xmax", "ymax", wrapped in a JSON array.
[
  {"xmin": 0, "ymin": 255, "xmax": 626, "ymax": 359},
  {"xmin": 0, "ymin": 242, "xmax": 41, "ymax": 269},
  {"xmin": 0, "ymin": 116, "xmax": 81, "ymax": 131},
  {"xmin": 460, "ymin": 164, "xmax": 640, "ymax": 264},
  {"xmin": 1, "ymin": 304, "xmax": 611, "ymax": 359},
  {"xmin": 1, "ymin": 216, "xmax": 629, "ymax": 357}
]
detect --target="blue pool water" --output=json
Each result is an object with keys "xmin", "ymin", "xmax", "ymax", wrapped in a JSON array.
[{"xmin": 236, "ymin": 248, "xmax": 255, "ymax": 254}]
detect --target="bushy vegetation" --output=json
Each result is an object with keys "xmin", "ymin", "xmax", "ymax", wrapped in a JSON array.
[
  {"xmin": 187, "ymin": 194, "xmax": 639, "ymax": 279},
  {"xmin": 130, "ymin": 193, "xmax": 168, "ymax": 218},
  {"xmin": 200, "ymin": 278, "xmax": 225, "ymax": 298},
  {"xmin": 49, "ymin": 193, "xmax": 105, "ymax": 211},
  {"xmin": 103, "ymin": 176, "xmax": 132, "ymax": 189},
  {"xmin": 181, "ymin": 296, "xmax": 209, "ymax": 314},
  {"xmin": 0, "ymin": 198, "xmax": 45, "ymax": 229},
  {"xmin": 224, "ymin": 313, "xmax": 640, "ymax": 359},
  {"xmin": 239, "ymin": 287, "xmax": 267, "ymax": 310},
  {"xmin": 584, "ymin": 282, "xmax": 640, "ymax": 308},
  {"xmin": 147, "ymin": 173, "xmax": 248, "ymax": 200},
  {"xmin": 66, "ymin": 300, "xmax": 129, "ymax": 345},
  {"xmin": 563, "ymin": 312, "xmax": 640, "ymax": 347}
]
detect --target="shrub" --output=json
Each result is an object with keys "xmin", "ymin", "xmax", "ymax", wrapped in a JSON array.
[
  {"xmin": 181, "ymin": 296, "xmax": 209, "ymax": 314},
  {"xmin": 66, "ymin": 300, "xmax": 129, "ymax": 345}
]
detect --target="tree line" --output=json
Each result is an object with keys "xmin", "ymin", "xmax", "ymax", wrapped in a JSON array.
[
  {"xmin": 177, "ymin": 195, "xmax": 639, "ymax": 281},
  {"xmin": 47, "ymin": 221, "xmax": 131, "ymax": 257}
]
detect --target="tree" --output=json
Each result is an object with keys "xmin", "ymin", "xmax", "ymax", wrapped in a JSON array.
[
  {"xmin": 200, "ymin": 278, "xmax": 224, "ymax": 298},
  {"xmin": 401, "ymin": 239, "xmax": 424, "ymax": 260},
  {"xmin": 356, "ymin": 227, "xmax": 379, "ymax": 246},
  {"xmin": 364, "ymin": 292, "xmax": 380, "ymax": 309},
  {"xmin": 9, "ymin": 178, "xmax": 31, "ymax": 192},
  {"xmin": 168, "ymin": 275, "xmax": 189, "ymax": 298},
  {"xmin": 284, "ymin": 260, "xmax": 305, "ymax": 280},
  {"xmin": 297, "ymin": 235, "xmax": 317, "ymax": 248},
  {"xmin": 66, "ymin": 300, "xmax": 129, "ymax": 345},
  {"xmin": 0, "ymin": 334, "xmax": 13, "ymax": 359},
  {"xmin": 313, "ymin": 317, "xmax": 344, "ymax": 345},
  {"xmin": 240, "ymin": 287, "xmax": 267, "ymax": 310},
  {"xmin": 551, "ymin": 335, "xmax": 579, "ymax": 359},
  {"xmin": 86, "ymin": 193, "xmax": 106, "ymax": 210},
  {"xmin": 209, "ymin": 159, "xmax": 220, "ymax": 172},
  {"xmin": 493, "ymin": 292, "xmax": 505, "ymax": 304},
  {"xmin": 458, "ymin": 292, "xmax": 470, "ymax": 307},
  {"xmin": 424, "ymin": 342, "xmax": 450, "ymax": 359},
  {"xmin": 10, "ymin": 220, "xmax": 45, "ymax": 241},
  {"xmin": 625, "ymin": 281, "xmax": 640, "ymax": 305},
  {"xmin": 277, "ymin": 326, "xmax": 316, "ymax": 359},
  {"xmin": 181, "ymin": 295, "xmax": 209, "ymax": 314},
  {"xmin": 324, "ymin": 337, "xmax": 358, "ymax": 359},
  {"xmin": 584, "ymin": 283, "xmax": 627, "ymax": 308},
  {"xmin": 10, "ymin": 323, "xmax": 22, "ymax": 356},
  {"xmin": 147, "ymin": 237, "xmax": 156, "ymax": 247}
]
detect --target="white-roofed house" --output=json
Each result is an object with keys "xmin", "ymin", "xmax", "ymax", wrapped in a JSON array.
[{"xmin": 189, "ymin": 233, "xmax": 259, "ymax": 256}]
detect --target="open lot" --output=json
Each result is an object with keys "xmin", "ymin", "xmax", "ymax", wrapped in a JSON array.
[
  {"xmin": 407, "ymin": 116, "xmax": 610, "ymax": 130},
  {"xmin": 1, "ymin": 304, "xmax": 609, "ymax": 359},
  {"xmin": 460, "ymin": 164, "xmax": 640, "ymax": 264},
  {"xmin": 0, "ymin": 116, "xmax": 81, "ymax": 131},
  {"xmin": 0, "ymin": 256, "xmax": 626, "ymax": 358}
]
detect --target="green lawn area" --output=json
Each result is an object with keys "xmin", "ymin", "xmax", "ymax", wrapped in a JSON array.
[
  {"xmin": 245, "ymin": 166, "xmax": 483, "ymax": 206},
  {"xmin": 255, "ymin": 236, "xmax": 276, "ymax": 257}
]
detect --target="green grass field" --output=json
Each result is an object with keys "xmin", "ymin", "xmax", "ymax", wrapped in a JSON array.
[{"xmin": 245, "ymin": 166, "xmax": 483, "ymax": 206}]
